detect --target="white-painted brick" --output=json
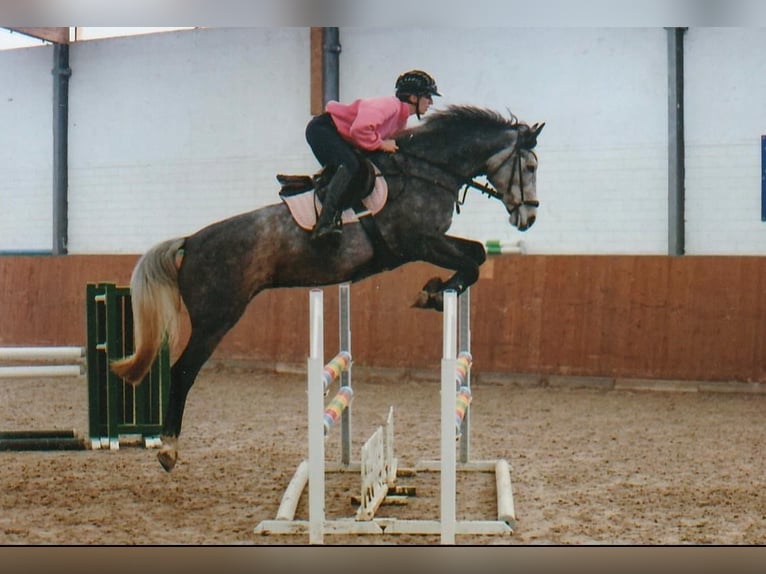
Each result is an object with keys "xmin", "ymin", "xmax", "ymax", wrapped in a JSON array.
[
  {"xmin": 0, "ymin": 46, "xmax": 54, "ymax": 252},
  {"xmin": 2, "ymin": 28, "xmax": 766, "ymax": 255}
]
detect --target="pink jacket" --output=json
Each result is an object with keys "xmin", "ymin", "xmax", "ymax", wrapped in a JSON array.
[{"xmin": 326, "ymin": 96, "xmax": 411, "ymax": 151}]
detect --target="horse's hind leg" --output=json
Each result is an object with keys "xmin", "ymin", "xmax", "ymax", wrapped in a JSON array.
[{"xmin": 158, "ymin": 309, "xmax": 246, "ymax": 472}]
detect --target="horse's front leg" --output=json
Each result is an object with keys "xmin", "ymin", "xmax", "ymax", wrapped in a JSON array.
[{"xmin": 411, "ymin": 235, "xmax": 486, "ymax": 311}]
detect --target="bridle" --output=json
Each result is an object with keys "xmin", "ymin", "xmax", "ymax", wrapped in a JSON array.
[
  {"xmin": 484, "ymin": 145, "xmax": 540, "ymax": 214},
  {"xmin": 390, "ymin": 143, "xmax": 539, "ymax": 214}
]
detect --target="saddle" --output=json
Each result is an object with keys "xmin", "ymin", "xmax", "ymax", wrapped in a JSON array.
[
  {"xmin": 276, "ymin": 159, "xmax": 388, "ymax": 231},
  {"xmin": 277, "ymin": 159, "xmax": 377, "ymax": 205}
]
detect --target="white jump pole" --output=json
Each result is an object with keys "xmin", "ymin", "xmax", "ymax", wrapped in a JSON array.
[
  {"xmin": 0, "ymin": 365, "xmax": 83, "ymax": 379},
  {"xmin": 495, "ymin": 459, "xmax": 516, "ymax": 524},
  {"xmin": 308, "ymin": 289, "xmax": 325, "ymax": 545},
  {"xmin": 441, "ymin": 290, "xmax": 458, "ymax": 545},
  {"xmin": 275, "ymin": 460, "xmax": 310, "ymax": 521},
  {"xmin": 0, "ymin": 347, "xmax": 85, "ymax": 379},
  {"xmin": 0, "ymin": 346, "xmax": 84, "ymax": 361}
]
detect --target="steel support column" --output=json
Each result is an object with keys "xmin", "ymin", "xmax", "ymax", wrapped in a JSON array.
[
  {"xmin": 667, "ymin": 28, "xmax": 686, "ymax": 256},
  {"xmin": 52, "ymin": 43, "xmax": 71, "ymax": 255},
  {"xmin": 322, "ymin": 27, "xmax": 340, "ymax": 105}
]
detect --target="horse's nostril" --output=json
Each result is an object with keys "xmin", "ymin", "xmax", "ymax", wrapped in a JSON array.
[{"xmin": 527, "ymin": 215, "xmax": 536, "ymax": 228}]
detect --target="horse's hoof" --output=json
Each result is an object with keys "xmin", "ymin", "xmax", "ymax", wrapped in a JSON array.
[
  {"xmin": 157, "ymin": 448, "xmax": 178, "ymax": 472},
  {"xmin": 157, "ymin": 436, "xmax": 178, "ymax": 472},
  {"xmin": 422, "ymin": 277, "xmax": 445, "ymax": 293},
  {"xmin": 413, "ymin": 277, "xmax": 446, "ymax": 309},
  {"xmin": 412, "ymin": 290, "xmax": 430, "ymax": 308},
  {"xmin": 411, "ymin": 291, "xmax": 444, "ymax": 311}
]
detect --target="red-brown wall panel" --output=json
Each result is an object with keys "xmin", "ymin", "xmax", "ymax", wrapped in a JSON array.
[{"xmin": 1, "ymin": 255, "xmax": 764, "ymax": 382}]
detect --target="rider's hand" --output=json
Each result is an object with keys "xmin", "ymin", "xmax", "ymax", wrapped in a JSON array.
[{"xmin": 380, "ymin": 139, "xmax": 399, "ymax": 153}]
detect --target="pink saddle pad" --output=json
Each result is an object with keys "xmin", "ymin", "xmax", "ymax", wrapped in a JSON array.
[{"xmin": 281, "ymin": 163, "xmax": 388, "ymax": 231}]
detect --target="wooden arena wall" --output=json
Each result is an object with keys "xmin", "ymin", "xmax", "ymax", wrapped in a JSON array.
[{"xmin": 0, "ymin": 254, "xmax": 764, "ymax": 383}]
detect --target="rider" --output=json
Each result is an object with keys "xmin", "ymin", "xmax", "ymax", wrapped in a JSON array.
[{"xmin": 305, "ymin": 69, "xmax": 441, "ymax": 241}]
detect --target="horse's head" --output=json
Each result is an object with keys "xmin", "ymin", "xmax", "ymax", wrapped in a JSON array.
[
  {"xmin": 396, "ymin": 106, "xmax": 545, "ymax": 232},
  {"xmin": 485, "ymin": 122, "xmax": 544, "ymax": 231}
]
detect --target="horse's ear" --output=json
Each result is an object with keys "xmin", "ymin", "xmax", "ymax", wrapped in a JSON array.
[{"xmin": 522, "ymin": 122, "xmax": 545, "ymax": 149}]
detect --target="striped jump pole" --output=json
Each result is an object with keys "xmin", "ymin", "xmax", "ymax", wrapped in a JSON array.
[
  {"xmin": 323, "ymin": 385, "xmax": 353, "ymax": 435},
  {"xmin": 454, "ymin": 351, "xmax": 473, "ymax": 440},
  {"xmin": 457, "ymin": 288, "xmax": 471, "ymax": 462},
  {"xmin": 321, "ymin": 351, "xmax": 351, "ymax": 393},
  {"xmin": 454, "ymin": 384, "xmax": 472, "ymax": 438}
]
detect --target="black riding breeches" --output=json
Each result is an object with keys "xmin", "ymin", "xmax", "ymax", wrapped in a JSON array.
[{"xmin": 305, "ymin": 113, "xmax": 361, "ymax": 176}]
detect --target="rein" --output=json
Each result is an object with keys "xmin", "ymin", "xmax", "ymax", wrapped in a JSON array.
[
  {"xmin": 389, "ymin": 145, "xmax": 539, "ymax": 214},
  {"xmin": 393, "ymin": 149, "xmax": 504, "ymax": 202}
]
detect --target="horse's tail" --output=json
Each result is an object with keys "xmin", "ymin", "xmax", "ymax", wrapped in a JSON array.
[{"xmin": 110, "ymin": 237, "xmax": 186, "ymax": 384}]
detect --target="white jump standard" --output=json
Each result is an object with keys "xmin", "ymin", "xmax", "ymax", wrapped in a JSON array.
[
  {"xmin": 254, "ymin": 285, "xmax": 516, "ymax": 543},
  {"xmin": 388, "ymin": 290, "xmax": 515, "ymax": 543},
  {"xmin": 255, "ymin": 283, "xmax": 399, "ymax": 542}
]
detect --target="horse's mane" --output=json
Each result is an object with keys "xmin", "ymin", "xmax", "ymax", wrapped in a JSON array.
[
  {"xmin": 422, "ymin": 105, "xmax": 520, "ymax": 132},
  {"xmin": 401, "ymin": 105, "xmax": 538, "ymax": 149}
]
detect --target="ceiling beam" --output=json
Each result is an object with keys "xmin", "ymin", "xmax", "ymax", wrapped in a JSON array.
[
  {"xmin": 310, "ymin": 28, "xmax": 324, "ymax": 116},
  {"xmin": 8, "ymin": 27, "xmax": 70, "ymax": 44}
]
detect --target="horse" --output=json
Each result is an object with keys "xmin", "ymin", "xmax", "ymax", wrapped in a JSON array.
[{"xmin": 111, "ymin": 105, "xmax": 544, "ymax": 471}]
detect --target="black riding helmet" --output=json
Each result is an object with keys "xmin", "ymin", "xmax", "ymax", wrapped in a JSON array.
[
  {"xmin": 395, "ymin": 69, "xmax": 441, "ymax": 100},
  {"xmin": 395, "ymin": 70, "xmax": 441, "ymax": 119}
]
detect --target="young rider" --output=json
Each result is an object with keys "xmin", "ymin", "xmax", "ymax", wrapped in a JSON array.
[{"xmin": 305, "ymin": 69, "xmax": 441, "ymax": 241}]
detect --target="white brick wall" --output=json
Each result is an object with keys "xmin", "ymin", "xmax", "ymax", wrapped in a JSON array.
[
  {"xmin": 684, "ymin": 28, "xmax": 766, "ymax": 255},
  {"xmin": 0, "ymin": 46, "xmax": 53, "ymax": 252},
  {"xmin": 339, "ymin": 27, "xmax": 669, "ymax": 254},
  {"xmin": 66, "ymin": 27, "xmax": 313, "ymax": 253},
  {"xmin": 1, "ymin": 27, "xmax": 765, "ymax": 255}
]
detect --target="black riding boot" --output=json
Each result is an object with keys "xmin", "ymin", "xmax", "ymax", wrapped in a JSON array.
[{"xmin": 312, "ymin": 165, "xmax": 354, "ymax": 241}]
